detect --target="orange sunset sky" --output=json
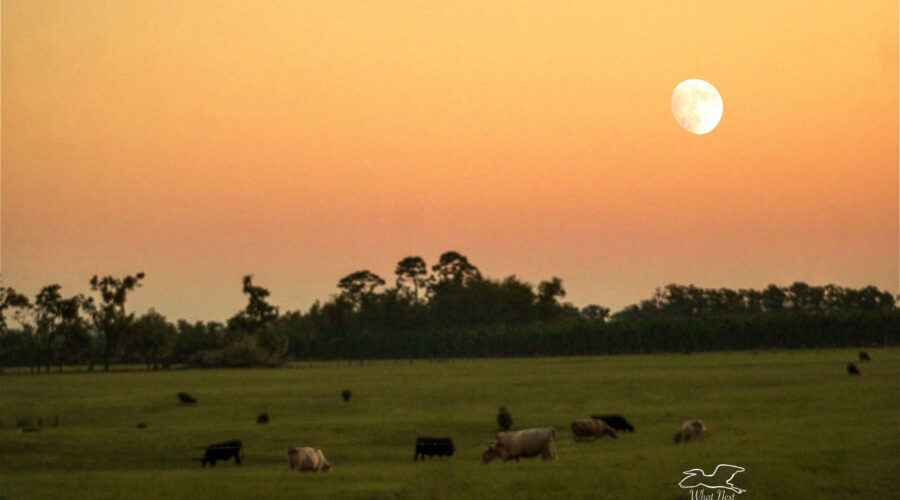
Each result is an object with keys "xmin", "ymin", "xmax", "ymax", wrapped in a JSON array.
[{"xmin": 2, "ymin": 1, "xmax": 897, "ymax": 322}]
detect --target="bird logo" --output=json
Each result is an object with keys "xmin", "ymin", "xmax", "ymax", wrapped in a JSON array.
[{"xmin": 679, "ymin": 464, "xmax": 746, "ymax": 494}]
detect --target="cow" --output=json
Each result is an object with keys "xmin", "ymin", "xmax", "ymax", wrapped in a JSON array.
[
  {"xmin": 257, "ymin": 412, "xmax": 269, "ymax": 424},
  {"xmin": 342, "ymin": 390, "xmax": 352, "ymax": 402},
  {"xmin": 590, "ymin": 414, "xmax": 635, "ymax": 432},
  {"xmin": 847, "ymin": 363, "xmax": 860, "ymax": 375},
  {"xmin": 571, "ymin": 418, "xmax": 618, "ymax": 441},
  {"xmin": 178, "ymin": 392, "xmax": 197, "ymax": 404},
  {"xmin": 202, "ymin": 440, "xmax": 243, "ymax": 467},
  {"xmin": 288, "ymin": 446, "xmax": 332, "ymax": 472},
  {"xmin": 858, "ymin": 351, "xmax": 871, "ymax": 362},
  {"xmin": 497, "ymin": 407, "xmax": 512, "ymax": 431},
  {"xmin": 673, "ymin": 420, "xmax": 707, "ymax": 444},
  {"xmin": 481, "ymin": 427, "xmax": 556, "ymax": 463},
  {"xmin": 414, "ymin": 437, "xmax": 455, "ymax": 461}
]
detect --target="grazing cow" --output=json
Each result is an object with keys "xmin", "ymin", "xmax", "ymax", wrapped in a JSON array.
[
  {"xmin": 414, "ymin": 437, "xmax": 455, "ymax": 461},
  {"xmin": 178, "ymin": 392, "xmax": 197, "ymax": 404},
  {"xmin": 136, "ymin": 423, "xmax": 147, "ymax": 429},
  {"xmin": 571, "ymin": 418, "xmax": 618, "ymax": 441},
  {"xmin": 591, "ymin": 414, "xmax": 635, "ymax": 432},
  {"xmin": 288, "ymin": 447, "xmax": 332, "ymax": 472},
  {"xmin": 847, "ymin": 363, "xmax": 860, "ymax": 375},
  {"xmin": 673, "ymin": 420, "xmax": 707, "ymax": 444},
  {"xmin": 342, "ymin": 390, "xmax": 352, "ymax": 402},
  {"xmin": 497, "ymin": 407, "xmax": 512, "ymax": 431},
  {"xmin": 858, "ymin": 351, "xmax": 871, "ymax": 362},
  {"xmin": 202, "ymin": 440, "xmax": 243, "ymax": 467},
  {"xmin": 482, "ymin": 427, "xmax": 556, "ymax": 463},
  {"xmin": 257, "ymin": 412, "xmax": 269, "ymax": 424}
]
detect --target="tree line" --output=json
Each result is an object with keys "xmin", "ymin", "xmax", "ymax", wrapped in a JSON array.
[{"xmin": 1, "ymin": 251, "xmax": 898, "ymax": 370}]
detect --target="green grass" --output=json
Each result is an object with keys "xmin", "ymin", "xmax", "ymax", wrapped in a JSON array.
[{"xmin": 1, "ymin": 348, "xmax": 897, "ymax": 499}]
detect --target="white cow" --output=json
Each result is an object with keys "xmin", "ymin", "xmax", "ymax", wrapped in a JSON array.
[
  {"xmin": 481, "ymin": 427, "xmax": 556, "ymax": 463},
  {"xmin": 287, "ymin": 446, "xmax": 332, "ymax": 471},
  {"xmin": 674, "ymin": 419, "xmax": 707, "ymax": 444}
]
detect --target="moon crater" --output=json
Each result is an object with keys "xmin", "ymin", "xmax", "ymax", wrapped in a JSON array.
[{"xmin": 671, "ymin": 79, "xmax": 723, "ymax": 134}]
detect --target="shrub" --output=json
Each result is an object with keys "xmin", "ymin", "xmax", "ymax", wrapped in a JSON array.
[{"xmin": 185, "ymin": 337, "xmax": 282, "ymax": 368}]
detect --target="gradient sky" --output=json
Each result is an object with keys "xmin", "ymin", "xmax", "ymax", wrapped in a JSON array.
[{"xmin": 3, "ymin": 0, "xmax": 897, "ymax": 323}]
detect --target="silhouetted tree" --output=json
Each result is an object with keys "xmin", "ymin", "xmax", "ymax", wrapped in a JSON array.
[
  {"xmin": 337, "ymin": 270, "xmax": 386, "ymax": 306},
  {"xmin": 0, "ymin": 286, "xmax": 30, "ymax": 335},
  {"xmin": 395, "ymin": 256, "xmax": 428, "ymax": 302},
  {"xmin": 762, "ymin": 284, "xmax": 787, "ymax": 313},
  {"xmin": 130, "ymin": 309, "xmax": 177, "ymax": 370},
  {"xmin": 228, "ymin": 275, "xmax": 279, "ymax": 336},
  {"xmin": 34, "ymin": 285, "xmax": 64, "ymax": 373},
  {"xmin": 429, "ymin": 251, "xmax": 481, "ymax": 289},
  {"xmin": 88, "ymin": 272, "xmax": 145, "ymax": 371},
  {"xmin": 174, "ymin": 320, "xmax": 225, "ymax": 362},
  {"xmin": 55, "ymin": 294, "xmax": 92, "ymax": 370},
  {"xmin": 581, "ymin": 304, "xmax": 610, "ymax": 323},
  {"xmin": 537, "ymin": 277, "xmax": 566, "ymax": 321}
]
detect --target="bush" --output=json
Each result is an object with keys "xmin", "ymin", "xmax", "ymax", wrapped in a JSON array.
[{"xmin": 185, "ymin": 337, "xmax": 282, "ymax": 368}]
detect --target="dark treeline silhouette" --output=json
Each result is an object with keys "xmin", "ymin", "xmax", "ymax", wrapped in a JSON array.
[{"xmin": 1, "ymin": 253, "xmax": 898, "ymax": 370}]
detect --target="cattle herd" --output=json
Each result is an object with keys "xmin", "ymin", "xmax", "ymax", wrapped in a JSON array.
[
  {"xmin": 180, "ymin": 353, "xmax": 871, "ymax": 472},
  {"xmin": 183, "ymin": 390, "xmax": 712, "ymax": 471}
]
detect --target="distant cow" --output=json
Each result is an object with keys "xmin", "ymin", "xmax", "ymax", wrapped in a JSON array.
[
  {"xmin": 673, "ymin": 420, "xmax": 707, "ymax": 444},
  {"xmin": 342, "ymin": 390, "xmax": 352, "ymax": 402},
  {"xmin": 414, "ymin": 437, "xmax": 455, "ymax": 461},
  {"xmin": 847, "ymin": 363, "xmax": 860, "ymax": 375},
  {"xmin": 257, "ymin": 413, "xmax": 269, "ymax": 424},
  {"xmin": 497, "ymin": 407, "xmax": 512, "ymax": 431},
  {"xmin": 288, "ymin": 446, "xmax": 331, "ymax": 472},
  {"xmin": 591, "ymin": 414, "xmax": 634, "ymax": 432},
  {"xmin": 482, "ymin": 427, "xmax": 556, "ymax": 463},
  {"xmin": 178, "ymin": 392, "xmax": 197, "ymax": 404},
  {"xmin": 859, "ymin": 351, "xmax": 871, "ymax": 362},
  {"xmin": 572, "ymin": 418, "xmax": 618, "ymax": 441},
  {"xmin": 202, "ymin": 440, "xmax": 243, "ymax": 467}
]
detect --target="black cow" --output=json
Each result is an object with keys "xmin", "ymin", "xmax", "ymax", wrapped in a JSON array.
[
  {"xmin": 847, "ymin": 363, "xmax": 860, "ymax": 375},
  {"xmin": 178, "ymin": 392, "xmax": 197, "ymax": 404},
  {"xmin": 342, "ymin": 390, "xmax": 352, "ymax": 402},
  {"xmin": 202, "ymin": 440, "xmax": 243, "ymax": 467},
  {"xmin": 414, "ymin": 437, "xmax": 454, "ymax": 461},
  {"xmin": 497, "ymin": 407, "xmax": 512, "ymax": 431},
  {"xmin": 257, "ymin": 413, "xmax": 269, "ymax": 424},
  {"xmin": 859, "ymin": 351, "xmax": 871, "ymax": 362},
  {"xmin": 591, "ymin": 414, "xmax": 635, "ymax": 432}
]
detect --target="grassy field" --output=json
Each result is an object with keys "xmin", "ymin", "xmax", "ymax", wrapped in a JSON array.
[{"xmin": 1, "ymin": 348, "xmax": 897, "ymax": 499}]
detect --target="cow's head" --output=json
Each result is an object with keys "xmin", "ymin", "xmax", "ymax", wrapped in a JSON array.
[{"xmin": 481, "ymin": 441, "xmax": 502, "ymax": 463}]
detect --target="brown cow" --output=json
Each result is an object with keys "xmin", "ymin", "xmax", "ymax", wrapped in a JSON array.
[
  {"xmin": 287, "ymin": 447, "xmax": 332, "ymax": 472},
  {"xmin": 571, "ymin": 418, "xmax": 618, "ymax": 441},
  {"xmin": 481, "ymin": 427, "xmax": 556, "ymax": 463},
  {"xmin": 673, "ymin": 419, "xmax": 707, "ymax": 444}
]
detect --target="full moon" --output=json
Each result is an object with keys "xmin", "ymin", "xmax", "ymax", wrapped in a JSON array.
[{"xmin": 671, "ymin": 79, "xmax": 723, "ymax": 134}]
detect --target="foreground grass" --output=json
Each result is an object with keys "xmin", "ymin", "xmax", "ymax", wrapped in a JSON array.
[{"xmin": 1, "ymin": 348, "xmax": 897, "ymax": 499}]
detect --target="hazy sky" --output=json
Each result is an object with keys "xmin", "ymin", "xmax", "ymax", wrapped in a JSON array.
[{"xmin": 3, "ymin": 1, "xmax": 897, "ymax": 323}]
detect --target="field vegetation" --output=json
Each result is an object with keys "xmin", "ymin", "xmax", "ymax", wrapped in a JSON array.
[{"xmin": 2, "ymin": 348, "xmax": 897, "ymax": 499}]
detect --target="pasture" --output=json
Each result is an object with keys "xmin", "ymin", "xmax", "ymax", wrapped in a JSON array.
[{"xmin": 1, "ymin": 348, "xmax": 897, "ymax": 499}]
